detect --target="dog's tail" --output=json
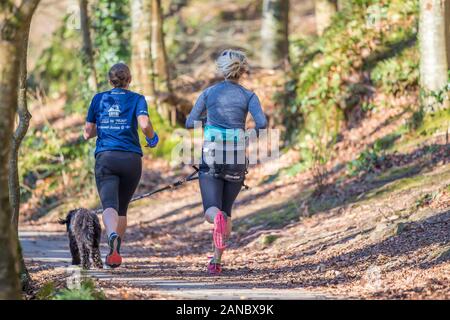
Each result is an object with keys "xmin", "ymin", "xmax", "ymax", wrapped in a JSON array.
[{"xmin": 58, "ymin": 209, "xmax": 77, "ymax": 232}]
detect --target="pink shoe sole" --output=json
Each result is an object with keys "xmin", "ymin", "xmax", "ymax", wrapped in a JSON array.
[
  {"xmin": 213, "ymin": 211, "xmax": 227, "ymax": 250},
  {"xmin": 207, "ymin": 257, "xmax": 222, "ymax": 275}
]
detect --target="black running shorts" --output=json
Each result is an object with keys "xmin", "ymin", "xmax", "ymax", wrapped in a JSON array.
[
  {"xmin": 94, "ymin": 150, "xmax": 142, "ymax": 216},
  {"xmin": 198, "ymin": 171, "xmax": 242, "ymax": 218}
]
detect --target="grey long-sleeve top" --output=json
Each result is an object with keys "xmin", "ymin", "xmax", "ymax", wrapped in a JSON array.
[{"xmin": 185, "ymin": 80, "xmax": 267, "ymax": 130}]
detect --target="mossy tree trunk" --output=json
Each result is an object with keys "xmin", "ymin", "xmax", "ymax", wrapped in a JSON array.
[
  {"xmin": 260, "ymin": 0, "xmax": 289, "ymax": 69},
  {"xmin": 314, "ymin": 0, "xmax": 337, "ymax": 35},
  {"xmin": 419, "ymin": 0, "xmax": 449, "ymax": 112},
  {"xmin": 151, "ymin": 0, "xmax": 176, "ymax": 126},
  {"xmin": 0, "ymin": 0, "xmax": 40, "ymax": 300},
  {"xmin": 131, "ymin": 0, "xmax": 157, "ymax": 104},
  {"xmin": 79, "ymin": 0, "xmax": 98, "ymax": 91}
]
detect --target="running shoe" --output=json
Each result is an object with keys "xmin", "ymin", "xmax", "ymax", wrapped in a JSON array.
[
  {"xmin": 207, "ymin": 257, "xmax": 222, "ymax": 275},
  {"xmin": 213, "ymin": 211, "xmax": 227, "ymax": 250},
  {"xmin": 105, "ymin": 232, "xmax": 122, "ymax": 268}
]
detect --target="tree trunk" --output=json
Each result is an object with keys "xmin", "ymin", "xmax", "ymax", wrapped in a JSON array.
[
  {"xmin": 131, "ymin": 0, "xmax": 157, "ymax": 103},
  {"xmin": 260, "ymin": 0, "xmax": 289, "ymax": 69},
  {"xmin": 79, "ymin": 0, "xmax": 98, "ymax": 91},
  {"xmin": 444, "ymin": 0, "xmax": 450, "ymax": 70},
  {"xmin": 419, "ymin": 0, "xmax": 449, "ymax": 112},
  {"xmin": 8, "ymin": 12, "xmax": 33, "ymax": 293},
  {"xmin": 315, "ymin": 0, "xmax": 337, "ymax": 35},
  {"xmin": 0, "ymin": 0, "xmax": 40, "ymax": 300},
  {"xmin": 151, "ymin": 0, "xmax": 176, "ymax": 125}
]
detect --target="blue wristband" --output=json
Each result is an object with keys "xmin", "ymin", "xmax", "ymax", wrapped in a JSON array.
[{"xmin": 146, "ymin": 132, "xmax": 159, "ymax": 148}]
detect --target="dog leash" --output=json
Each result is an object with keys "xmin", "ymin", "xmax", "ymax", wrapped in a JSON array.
[{"xmin": 93, "ymin": 166, "xmax": 200, "ymax": 215}]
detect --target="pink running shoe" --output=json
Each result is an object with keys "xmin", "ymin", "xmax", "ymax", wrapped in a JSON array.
[
  {"xmin": 213, "ymin": 211, "xmax": 227, "ymax": 250},
  {"xmin": 207, "ymin": 257, "xmax": 222, "ymax": 275}
]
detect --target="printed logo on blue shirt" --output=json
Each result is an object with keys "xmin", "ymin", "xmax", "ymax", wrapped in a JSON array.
[{"xmin": 108, "ymin": 104, "xmax": 121, "ymax": 117}]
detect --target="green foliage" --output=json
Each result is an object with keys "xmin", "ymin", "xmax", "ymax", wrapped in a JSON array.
[
  {"xmin": 36, "ymin": 279, "xmax": 106, "ymax": 300},
  {"xmin": 91, "ymin": 0, "xmax": 131, "ymax": 89},
  {"xmin": 260, "ymin": 234, "xmax": 280, "ymax": 246},
  {"xmin": 36, "ymin": 281, "xmax": 57, "ymax": 300},
  {"xmin": 347, "ymin": 148, "xmax": 385, "ymax": 176},
  {"xmin": 32, "ymin": 1, "xmax": 132, "ymax": 107},
  {"xmin": 371, "ymin": 46, "xmax": 419, "ymax": 96},
  {"xmin": 235, "ymin": 202, "xmax": 299, "ymax": 234},
  {"xmin": 347, "ymin": 132, "xmax": 401, "ymax": 176},
  {"xmin": 54, "ymin": 279, "xmax": 106, "ymax": 300},
  {"xmin": 414, "ymin": 192, "xmax": 435, "ymax": 209},
  {"xmin": 395, "ymin": 102, "xmax": 448, "ymax": 142},
  {"xmin": 19, "ymin": 124, "xmax": 94, "ymax": 204},
  {"xmin": 31, "ymin": 16, "xmax": 89, "ymax": 114},
  {"xmin": 405, "ymin": 107, "xmax": 425, "ymax": 131},
  {"xmin": 139, "ymin": 111, "xmax": 183, "ymax": 159},
  {"xmin": 282, "ymin": 0, "xmax": 419, "ymax": 170},
  {"xmin": 419, "ymin": 84, "xmax": 450, "ymax": 112},
  {"xmin": 373, "ymin": 133, "xmax": 401, "ymax": 152}
]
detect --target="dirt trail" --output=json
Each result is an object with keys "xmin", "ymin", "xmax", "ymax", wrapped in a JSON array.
[{"xmin": 20, "ymin": 230, "xmax": 332, "ymax": 300}]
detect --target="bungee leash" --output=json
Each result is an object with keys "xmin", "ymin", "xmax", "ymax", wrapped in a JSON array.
[{"xmin": 93, "ymin": 166, "xmax": 200, "ymax": 214}]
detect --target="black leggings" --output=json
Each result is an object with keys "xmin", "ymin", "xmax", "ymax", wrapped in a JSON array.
[
  {"xmin": 198, "ymin": 172, "xmax": 242, "ymax": 217},
  {"xmin": 95, "ymin": 151, "xmax": 142, "ymax": 216}
]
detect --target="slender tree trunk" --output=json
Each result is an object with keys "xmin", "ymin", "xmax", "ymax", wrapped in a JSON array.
[
  {"xmin": 8, "ymin": 15, "xmax": 33, "ymax": 293},
  {"xmin": 260, "ymin": 0, "xmax": 289, "ymax": 69},
  {"xmin": 151, "ymin": 0, "xmax": 171, "ymax": 92},
  {"xmin": 151, "ymin": 0, "xmax": 176, "ymax": 125},
  {"xmin": 445, "ymin": 0, "xmax": 450, "ymax": 70},
  {"xmin": 131, "ymin": 0, "xmax": 157, "ymax": 103},
  {"xmin": 314, "ymin": 0, "xmax": 337, "ymax": 35},
  {"xmin": 0, "ymin": 0, "xmax": 40, "ymax": 300},
  {"xmin": 79, "ymin": 0, "xmax": 98, "ymax": 91},
  {"xmin": 419, "ymin": 0, "xmax": 449, "ymax": 112}
]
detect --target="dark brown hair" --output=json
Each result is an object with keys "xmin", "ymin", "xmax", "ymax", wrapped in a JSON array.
[{"xmin": 108, "ymin": 63, "xmax": 131, "ymax": 88}]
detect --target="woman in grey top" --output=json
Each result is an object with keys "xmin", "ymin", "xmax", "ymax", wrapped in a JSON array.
[{"xmin": 186, "ymin": 49, "xmax": 267, "ymax": 275}]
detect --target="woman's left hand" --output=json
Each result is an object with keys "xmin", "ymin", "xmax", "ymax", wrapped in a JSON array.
[{"xmin": 145, "ymin": 132, "xmax": 159, "ymax": 148}]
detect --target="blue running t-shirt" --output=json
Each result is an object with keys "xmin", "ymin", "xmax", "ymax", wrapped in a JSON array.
[{"xmin": 86, "ymin": 88, "xmax": 149, "ymax": 156}]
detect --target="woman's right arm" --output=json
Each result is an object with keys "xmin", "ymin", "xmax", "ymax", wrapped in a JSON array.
[
  {"xmin": 84, "ymin": 122, "xmax": 97, "ymax": 140},
  {"xmin": 84, "ymin": 94, "xmax": 99, "ymax": 140},
  {"xmin": 185, "ymin": 90, "xmax": 207, "ymax": 128}
]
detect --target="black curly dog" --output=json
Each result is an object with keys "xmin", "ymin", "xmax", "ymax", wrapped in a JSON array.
[{"xmin": 58, "ymin": 208, "xmax": 103, "ymax": 269}]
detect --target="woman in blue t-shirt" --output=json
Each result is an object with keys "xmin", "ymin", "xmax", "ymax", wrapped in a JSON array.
[{"xmin": 84, "ymin": 63, "xmax": 159, "ymax": 268}]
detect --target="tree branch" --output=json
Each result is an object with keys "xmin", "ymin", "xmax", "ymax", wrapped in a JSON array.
[{"xmin": 17, "ymin": 0, "xmax": 40, "ymax": 21}]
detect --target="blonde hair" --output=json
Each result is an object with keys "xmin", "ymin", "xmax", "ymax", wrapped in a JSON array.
[{"xmin": 216, "ymin": 49, "xmax": 249, "ymax": 80}]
